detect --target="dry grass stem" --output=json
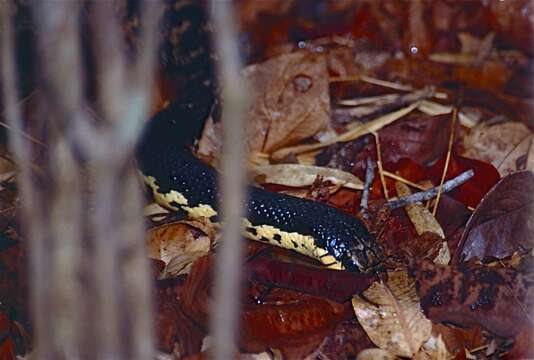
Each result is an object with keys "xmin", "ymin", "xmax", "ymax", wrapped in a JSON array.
[
  {"xmin": 382, "ymin": 171, "xmax": 427, "ymax": 191},
  {"xmin": 373, "ymin": 132, "xmax": 389, "ymax": 199},
  {"xmin": 432, "ymin": 107, "xmax": 458, "ymax": 216}
]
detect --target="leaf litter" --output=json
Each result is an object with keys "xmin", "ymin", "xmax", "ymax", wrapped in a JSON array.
[{"xmin": 2, "ymin": 2, "xmax": 534, "ymax": 359}]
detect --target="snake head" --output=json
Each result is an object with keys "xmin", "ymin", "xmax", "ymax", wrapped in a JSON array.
[{"xmin": 346, "ymin": 241, "xmax": 384, "ymax": 273}]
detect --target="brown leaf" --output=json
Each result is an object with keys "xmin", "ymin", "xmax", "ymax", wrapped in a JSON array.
[
  {"xmin": 379, "ymin": 113, "xmax": 453, "ymax": 166},
  {"xmin": 147, "ymin": 220, "xmax": 213, "ymax": 278},
  {"xmin": 244, "ymin": 51, "xmax": 331, "ymax": 153},
  {"xmin": 300, "ymin": 318, "xmax": 374, "ymax": 360},
  {"xmin": 454, "ymin": 171, "xmax": 534, "ymax": 263},
  {"xmin": 246, "ymin": 255, "xmax": 377, "ymax": 303},
  {"xmin": 431, "ymin": 323, "xmax": 485, "ymax": 358},
  {"xmin": 240, "ymin": 293, "xmax": 352, "ymax": 353},
  {"xmin": 413, "ymin": 260, "xmax": 534, "ymax": 337},
  {"xmin": 352, "ymin": 271, "xmax": 432, "ymax": 358},
  {"xmin": 461, "ymin": 121, "xmax": 533, "ymax": 176},
  {"xmin": 252, "ymin": 163, "xmax": 364, "ymax": 190}
]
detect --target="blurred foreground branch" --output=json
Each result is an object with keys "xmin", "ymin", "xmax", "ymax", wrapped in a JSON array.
[
  {"xmin": 209, "ymin": 1, "xmax": 250, "ymax": 359},
  {"xmin": 1, "ymin": 2, "xmax": 161, "ymax": 358}
]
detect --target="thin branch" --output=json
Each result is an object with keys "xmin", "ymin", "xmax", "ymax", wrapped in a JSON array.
[
  {"xmin": 387, "ymin": 169, "xmax": 474, "ymax": 209},
  {"xmin": 209, "ymin": 0, "xmax": 250, "ymax": 359},
  {"xmin": 432, "ymin": 107, "xmax": 458, "ymax": 216},
  {"xmin": 360, "ymin": 157, "xmax": 374, "ymax": 218},
  {"xmin": 373, "ymin": 132, "xmax": 389, "ymax": 199}
]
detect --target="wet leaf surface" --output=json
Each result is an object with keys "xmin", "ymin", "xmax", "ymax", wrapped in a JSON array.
[{"xmin": 454, "ymin": 171, "xmax": 534, "ymax": 263}]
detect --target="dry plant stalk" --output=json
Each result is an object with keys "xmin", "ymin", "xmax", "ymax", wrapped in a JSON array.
[
  {"xmin": 432, "ymin": 107, "xmax": 458, "ymax": 216},
  {"xmin": 208, "ymin": 1, "xmax": 250, "ymax": 359},
  {"xmin": 1, "ymin": 2, "xmax": 161, "ymax": 358}
]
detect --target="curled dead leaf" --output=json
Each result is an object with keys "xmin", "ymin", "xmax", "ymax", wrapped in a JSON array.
[
  {"xmin": 148, "ymin": 220, "xmax": 213, "ymax": 277},
  {"xmin": 252, "ymin": 163, "xmax": 364, "ymax": 190},
  {"xmin": 352, "ymin": 271, "xmax": 432, "ymax": 358}
]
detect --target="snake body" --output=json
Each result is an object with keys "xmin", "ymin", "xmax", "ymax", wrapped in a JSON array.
[{"xmin": 136, "ymin": 97, "xmax": 383, "ymax": 273}]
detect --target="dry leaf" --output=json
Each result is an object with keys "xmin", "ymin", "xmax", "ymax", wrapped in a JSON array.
[
  {"xmin": 147, "ymin": 220, "xmax": 212, "ymax": 266},
  {"xmin": 455, "ymin": 171, "xmax": 534, "ymax": 263},
  {"xmin": 163, "ymin": 251, "xmax": 210, "ymax": 278},
  {"xmin": 352, "ymin": 271, "xmax": 432, "ymax": 358},
  {"xmin": 395, "ymin": 183, "xmax": 449, "ymax": 265},
  {"xmin": 395, "ymin": 182, "xmax": 445, "ymax": 238},
  {"xmin": 252, "ymin": 164, "xmax": 364, "ymax": 190},
  {"xmin": 356, "ymin": 348, "xmax": 398, "ymax": 360},
  {"xmin": 244, "ymin": 51, "xmax": 331, "ymax": 153},
  {"xmin": 462, "ymin": 121, "xmax": 533, "ymax": 176},
  {"xmin": 414, "ymin": 259, "xmax": 534, "ymax": 337},
  {"xmin": 415, "ymin": 334, "xmax": 452, "ymax": 360},
  {"xmin": 272, "ymin": 102, "xmax": 419, "ymax": 161}
]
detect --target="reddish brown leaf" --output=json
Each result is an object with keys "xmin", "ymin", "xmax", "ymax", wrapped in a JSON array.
[
  {"xmin": 246, "ymin": 255, "xmax": 377, "ymax": 302},
  {"xmin": 0, "ymin": 312, "xmax": 16, "ymax": 360},
  {"xmin": 435, "ymin": 195, "xmax": 471, "ymax": 239},
  {"xmin": 454, "ymin": 171, "xmax": 534, "ymax": 263},
  {"xmin": 285, "ymin": 318, "xmax": 374, "ymax": 359},
  {"xmin": 432, "ymin": 323, "xmax": 485, "ymax": 358},
  {"xmin": 379, "ymin": 113, "xmax": 453, "ymax": 166},
  {"xmin": 507, "ymin": 324, "xmax": 534, "ymax": 359},
  {"xmin": 413, "ymin": 260, "xmax": 534, "ymax": 337},
  {"xmin": 240, "ymin": 296, "xmax": 352, "ymax": 353},
  {"xmin": 428, "ymin": 153, "xmax": 500, "ymax": 208}
]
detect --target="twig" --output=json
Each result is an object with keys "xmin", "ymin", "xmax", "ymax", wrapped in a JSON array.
[
  {"xmin": 432, "ymin": 107, "xmax": 458, "ymax": 216},
  {"xmin": 209, "ymin": 1, "xmax": 249, "ymax": 359},
  {"xmin": 387, "ymin": 169, "xmax": 474, "ymax": 209},
  {"xmin": 382, "ymin": 170, "xmax": 427, "ymax": 191},
  {"xmin": 373, "ymin": 132, "xmax": 389, "ymax": 199},
  {"xmin": 360, "ymin": 158, "xmax": 374, "ymax": 218}
]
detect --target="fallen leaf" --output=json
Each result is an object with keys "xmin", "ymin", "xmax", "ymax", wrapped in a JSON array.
[
  {"xmin": 395, "ymin": 182, "xmax": 445, "ymax": 239},
  {"xmin": 462, "ymin": 121, "xmax": 533, "ymax": 176},
  {"xmin": 148, "ymin": 221, "xmax": 213, "ymax": 277},
  {"xmin": 272, "ymin": 102, "xmax": 419, "ymax": 161},
  {"xmin": 416, "ymin": 333, "xmax": 452, "ymax": 360},
  {"xmin": 356, "ymin": 348, "xmax": 397, "ymax": 360},
  {"xmin": 300, "ymin": 318, "xmax": 375, "ymax": 360},
  {"xmin": 379, "ymin": 113, "xmax": 455, "ymax": 166},
  {"xmin": 395, "ymin": 182, "xmax": 449, "ymax": 265},
  {"xmin": 244, "ymin": 51, "xmax": 331, "ymax": 153},
  {"xmin": 252, "ymin": 163, "xmax": 364, "ymax": 190},
  {"xmin": 413, "ymin": 260, "xmax": 534, "ymax": 337},
  {"xmin": 431, "ymin": 323, "xmax": 485, "ymax": 358},
  {"xmin": 246, "ymin": 255, "xmax": 377, "ymax": 303},
  {"xmin": 428, "ymin": 154, "xmax": 500, "ymax": 209},
  {"xmin": 454, "ymin": 171, "xmax": 534, "ymax": 263},
  {"xmin": 241, "ymin": 294, "xmax": 352, "ymax": 353},
  {"xmin": 352, "ymin": 271, "xmax": 432, "ymax": 358},
  {"xmin": 506, "ymin": 324, "xmax": 534, "ymax": 359}
]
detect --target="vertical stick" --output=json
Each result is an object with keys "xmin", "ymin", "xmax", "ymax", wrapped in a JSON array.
[
  {"xmin": 209, "ymin": 1, "xmax": 249, "ymax": 359},
  {"xmin": 432, "ymin": 107, "xmax": 458, "ymax": 216}
]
